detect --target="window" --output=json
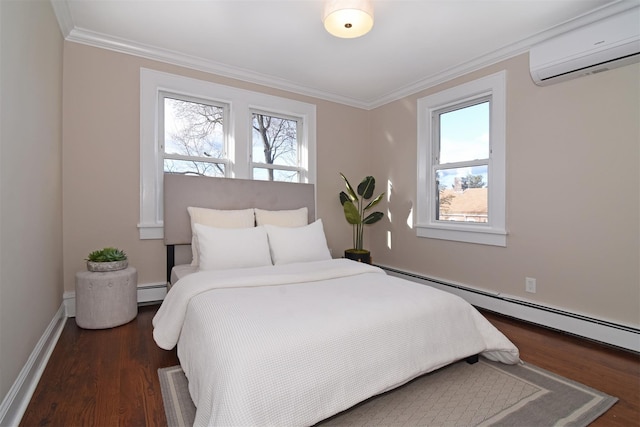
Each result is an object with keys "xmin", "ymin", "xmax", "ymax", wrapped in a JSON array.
[
  {"xmin": 435, "ymin": 100, "xmax": 489, "ymax": 223},
  {"xmin": 251, "ymin": 111, "xmax": 302, "ymax": 182},
  {"xmin": 140, "ymin": 68, "xmax": 316, "ymax": 239},
  {"xmin": 161, "ymin": 93, "xmax": 228, "ymax": 177},
  {"xmin": 416, "ymin": 71, "xmax": 506, "ymax": 246}
]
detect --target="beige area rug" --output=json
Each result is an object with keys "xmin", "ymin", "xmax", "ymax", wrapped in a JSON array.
[{"xmin": 158, "ymin": 359, "xmax": 617, "ymax": 426}]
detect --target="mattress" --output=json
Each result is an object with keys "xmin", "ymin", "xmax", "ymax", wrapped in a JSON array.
[
  {"xmin": 169, "ymin": 264, "xmax": 198, "ymax": 289},
  {"xmin": 153, "ymin": 259, "xmax": 520, "ymax": 426}
]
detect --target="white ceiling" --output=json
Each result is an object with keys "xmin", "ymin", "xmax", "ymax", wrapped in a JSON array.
[{"xmin": 52, "ymin": 0, "xmax": 636, "ymax": 108}]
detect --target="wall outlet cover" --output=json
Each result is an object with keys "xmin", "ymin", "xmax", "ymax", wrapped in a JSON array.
[{"xmin": 525, "ymin": 277, "xmax": 537, "ymax": 293}]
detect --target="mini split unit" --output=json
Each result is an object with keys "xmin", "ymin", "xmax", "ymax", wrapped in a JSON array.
[{"xmin": 530, "ymin": 7, "xmax": 640, "ymax": 86}]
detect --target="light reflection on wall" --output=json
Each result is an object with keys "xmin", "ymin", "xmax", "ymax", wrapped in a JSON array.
[
  {"xmin": 387, "ymin": 179, "xmax": 393, "ymax": 249},
  {"xmin": 387, "ymin": 179, "xmax": 392, "ymax": 221},
  {"xmin": 385, "ymin": 178, "xmax": 414, "ymax": 248}
]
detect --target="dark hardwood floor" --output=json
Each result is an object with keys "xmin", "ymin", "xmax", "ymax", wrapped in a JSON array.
[
  {"xmin": 20, "ymin": 304, "xmax": 639, "ymax": 426},
  {"xmin": 21, "ymin": 305, "xmax": 179, "ymax": 427},
  {"xmin": 482, "ymin": 311, "xmax": 640, "ymax": 427}
]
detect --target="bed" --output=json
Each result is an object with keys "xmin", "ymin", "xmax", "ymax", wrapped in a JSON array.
[{"xmin": 153, "ymin": 173, "xmax": 520, "ymax": 427}]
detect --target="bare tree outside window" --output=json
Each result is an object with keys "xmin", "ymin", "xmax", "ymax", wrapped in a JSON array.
[
  {"xmin": 162, "ymin": 94, "xmax": 302, "ymax": 182},
  {"xmin": 163, "ymin": 96, "xmax": 226, "ymax": 177},
  {"xmin": 252, "ymin": 113, "xmax": 299, "ymax": 182}
]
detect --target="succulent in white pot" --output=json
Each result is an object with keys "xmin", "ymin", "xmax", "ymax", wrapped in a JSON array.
[{"xmin": 85, "ymin": 247, "xmax": 128, "ymax": 272}]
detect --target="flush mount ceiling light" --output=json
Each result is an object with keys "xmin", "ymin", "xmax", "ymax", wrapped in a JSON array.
[{"xmin": 323, "ymin": 0, "xmax": 374, "ymax": 39}]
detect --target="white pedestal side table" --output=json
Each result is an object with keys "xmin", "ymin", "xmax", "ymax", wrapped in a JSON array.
[{"xmin": 75, "ymin": 267, "xmax": 138, "ymax": 329}]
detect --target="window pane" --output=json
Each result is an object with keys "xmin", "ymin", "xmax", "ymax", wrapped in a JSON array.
[
  {"xmin": 439, "ymin": 101, "xmax": 489, "ymax": 164},
  {"xmin": 436, "ymin": 165, "xmax": 488, "ymax": 222},
  {"xmin": 164, "ymin": 97, "xmax": 225, "ymax": 159},
  {"xmin": 253, "ymin": 168, "xmax": 298, "ymax": 182},
  {"xmin": 252, "ymin": 113, "xmax": 298, "ymax": 167},
  {"xmin": 164, "ymin": 159, "xmax": 225, "ymax": 177}
]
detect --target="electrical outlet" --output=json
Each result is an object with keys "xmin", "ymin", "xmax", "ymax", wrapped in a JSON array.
[{"xmin": 525, "ymin": 277, "xmax": 536, "ymax": 293}]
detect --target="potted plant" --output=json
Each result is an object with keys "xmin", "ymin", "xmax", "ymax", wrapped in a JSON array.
[
  {"xmin": 339, "ymin": 173, "xmax": 384, "ymax": 263},
  {"xmin": 85, "ymin": 247, "xmax": 128, "ymax": 272}
]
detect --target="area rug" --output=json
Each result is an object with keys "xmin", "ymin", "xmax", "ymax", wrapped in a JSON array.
[{"xmin": 158, "ymin": 359, "xmax": 617, "ymax": 426}]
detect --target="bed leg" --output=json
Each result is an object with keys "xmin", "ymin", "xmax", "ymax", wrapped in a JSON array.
[
  {"xmin": 166, "ymin": 245, "xmax": 175, "ymax": 284},
  {"xmin": 465, "ymin": 354, "xmax": 479, "ymax": 364}
]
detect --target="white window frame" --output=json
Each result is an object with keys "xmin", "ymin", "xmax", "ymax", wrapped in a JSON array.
[
  {"xmin": 139, "ymin": 68, "xmax": 316, "ymax": 239},
  {"xmin": 416, "ymin": 71, "xmax": 507, "ymax": 246},
  {"xmin": 249, "ymin": 108, "xmax": 306, "ymax": 182},
  {"xmin": 160, "ymin": 91, "xmax": 230, "ymax": 178}
]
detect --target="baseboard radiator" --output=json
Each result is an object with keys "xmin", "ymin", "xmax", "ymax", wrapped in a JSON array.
[
  {"xmin": 64, "ymin": 282, "xmax": 167, "ymax": 317},
  {"xmin": 379, "ymin": 265, "xmax": 640, "ymax": 353}
]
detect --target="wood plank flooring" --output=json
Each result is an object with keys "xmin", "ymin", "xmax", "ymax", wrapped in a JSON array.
[
  {"xmin": 21, "ymin": 305, "xmax": 178, "ymax": 426},
  {"xmin": 483, "ymin": 311, "xmax": 640, "ymax": 427},
  {"xmin": 20, "ymin": 304, "xmax": 639, "ymax": 426}
]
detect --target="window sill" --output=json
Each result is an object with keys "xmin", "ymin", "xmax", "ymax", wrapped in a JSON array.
[
  {"xmin": 416, "ymin": 224, "xmax": 506, "ymax": 247},
  {"xmin": 138, "ymin": 223, "xmax": 164, "ymax": 240}
]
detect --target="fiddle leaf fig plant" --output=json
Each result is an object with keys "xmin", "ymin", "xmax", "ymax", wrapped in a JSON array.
[{"xmin": 339, "ymin": 173, "xmax": 385, "ymax": 251}]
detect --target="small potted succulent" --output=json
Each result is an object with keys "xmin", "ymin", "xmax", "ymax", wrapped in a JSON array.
[
  {"xmin": 339, "ymin": 173, "xmax": 385, "ymax": 264},
  {"xmin": 85, "ymin": 247, "xmax": 128, "ymax": 272}
]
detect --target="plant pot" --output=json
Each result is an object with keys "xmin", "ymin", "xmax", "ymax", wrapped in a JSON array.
[
  {"xmin": 344, "ymin": 249, "xmax": 371, "ymax": 264},
  {"xmin": 87, "ymin": 260, "xmax": 128, "ymax": 272}
]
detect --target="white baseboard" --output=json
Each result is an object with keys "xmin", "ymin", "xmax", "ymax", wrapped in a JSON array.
[
  {"xmin": 64, "ymin": 281, "xmax": 167, "ymax": 317},
  {"xmin": 1, "ymin": 281, "xmax": 167, "ymax": 426},
  {"xmin": 380, "ymin": 265, "xmax": 640, "ymax": 353},
  {"xmin": 0, "ymin": 304, "xmax": 67, "ymax": 427},
  {"xmin": 0, "ymin": 282, "xmax": 167, "ymax": 427}
]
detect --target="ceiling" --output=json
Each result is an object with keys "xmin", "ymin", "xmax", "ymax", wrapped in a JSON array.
[{"xmin": 52, "ymin": 0, "xmax": 635, "ymax": 109}]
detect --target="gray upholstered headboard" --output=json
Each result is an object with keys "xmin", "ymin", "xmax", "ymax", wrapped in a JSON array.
[
  {"xmin": 164, "ymin": 173, "xmax": 316, "ymax": 245},
  {"xmin": 163, "ymin": 173, "xmax": 316, "ymax": 279}
]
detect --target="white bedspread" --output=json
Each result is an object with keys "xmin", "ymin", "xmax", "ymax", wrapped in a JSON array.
[{"xmin": 153, "ymin": 259, "xmax": 520, "ymax": 427}]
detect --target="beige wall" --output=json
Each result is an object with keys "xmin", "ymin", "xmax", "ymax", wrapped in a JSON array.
[
  {"xmin": 369, "ymin": 54, "xmax": 640, "ymax": 327},
  {"xmin": 0, "ymin": 0, "xmax": 64, "ymax": 399},
  {"xmin": 62, "ymin": 42, "xmax": 370, "ymax": 291},
  {"xmin": 61, "ymin": 32, "xmax": 638, "ymax": 329},
  {"xmin": 1, "ymin": 1, "xmax": 636, "ymax": 411}
]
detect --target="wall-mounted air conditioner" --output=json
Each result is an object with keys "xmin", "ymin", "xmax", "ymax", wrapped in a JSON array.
[{"xmin": 530, "ymin": 7, "xmax": 640, "ymax": 86}]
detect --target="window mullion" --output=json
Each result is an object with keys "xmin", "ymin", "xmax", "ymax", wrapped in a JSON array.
[
  {"xmin": 432, "ymin": 110, "xmax": 440, "ymax": 164},
  {"xmin": 164, "ymin": 153, "xmax": 227, "ymax": 164},
  {"xmin": 438, "ymin": 158, "xmax": 488, "ymax": 169},
  {"xmin": 251, "ymin": 162, "xmax": 300, "ymax": 172}
]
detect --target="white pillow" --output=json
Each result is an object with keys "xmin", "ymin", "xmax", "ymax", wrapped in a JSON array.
[
  {"xmin": 187, "ymin": 207, "xmax": 255, "ymax": 266},
  {"xmin": 264, "ymin": 219, "xmax": 331, "ymax": 265},
  {"xmin": 194, "ymin": 223, "xmax": 272, "ymax": 271},
  {"xmin": 254, "ymin": 207, "xmax": 308, "ymax": 227}
]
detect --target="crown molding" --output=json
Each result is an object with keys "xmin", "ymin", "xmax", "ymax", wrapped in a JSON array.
[
  {"xmin": 368, "ymin": 0, "xmax": 638, "ymax": 109},
  {"xmin": 50, "ymin": 0, "xmax": 73, "ymax": 38},
  {"xmin": 51, "ymin": 0, "xmax": 637, "ymax": 110},
  {"xmin": 64, "ymin": 26, "xmax": 371, "ymax": 109}
]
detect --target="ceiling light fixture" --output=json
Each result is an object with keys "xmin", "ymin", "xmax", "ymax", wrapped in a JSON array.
[{"xmin": 323, "ymin": 0, "xmax": 374, "ymax": 39}]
